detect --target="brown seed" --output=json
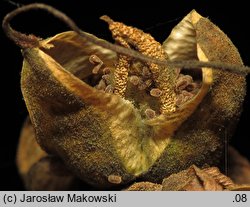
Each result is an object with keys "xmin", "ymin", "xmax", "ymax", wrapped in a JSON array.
[
  {"xmin": 92, "ymin": 65, "xmax": 102, "ymax": 74},
  {"xmin": 176, "ymin": 93, "xmax": 184, "ymax": 106},
  {"xmin": 103, "ymin": 67, "xmax": 111, "ymax": 74},
  {"xmin": 186, "ymin": 82, "xmax": 199, "ymax": 92},
  {"xmin": 176, "ymin": 75, "xmax": 193, "ymax": 91},
  {"xmin": 182, "ymin": 90, "xmax": 193, "ymax": 97},
  {"xmin": 95, "ymin": 79, "xmax": 106, "ymax": 91},
  {"xmin": 138, "ymin": 82, "xmax": 148, "ymax": 90},
  {"xmin": 108, "ymin": 175, "xmax": 122, "ymax": 184},
  {"xmin": 142, "ymin": 66, "xmax": 151, "ymax": 77},
  {"xmin": 89, "ymin": 54, "xmax": 102, "ymax": 64},
  {"xmin": 176, "ymin": 90, "xmax": 194, "ymax": 106},
  {"xmin": 145, "ymin": 79, "xmax": 152, "ymax": 87},
  {"xmin": 129, "ymin": 75, "xmax": 140, "ymax": 85},
  {"xmin": 145, "ymin": 108, "xmax": 156, "ymax": 119},
  {"xmin": 102, "ymin": 74, "xmax": 111, "ymax": 84},
  {"xmin": 175, "ymin": 68, "xmax": 181, "ymax": 76},
  {"xmin": 89, "ymin": 55, "xmax": 103, "ymax": 74},
  {"xmin": 105, "ymin": 85, "xmax": 114, "ymax": 93},
  {"xmin": 150, "ymin": 88, "xmax": 162, "ymax": 97}
]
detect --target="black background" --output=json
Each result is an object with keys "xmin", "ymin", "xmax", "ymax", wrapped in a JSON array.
[{"xmin": 0, "ymin": 0, "xmax": 249, "ymax": 190}]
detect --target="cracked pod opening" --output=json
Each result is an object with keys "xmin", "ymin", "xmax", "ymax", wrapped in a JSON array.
[
  {"xmin": 20, "ymin": 10, "xmax": 245, "ymax": 187},
  {"xmin": 37, "ymin": 11, "xmax": 211, "ymax": 174}
]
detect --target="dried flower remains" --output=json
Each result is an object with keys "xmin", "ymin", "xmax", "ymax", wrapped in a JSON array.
[{"xmin": 2, "ymin": 4, "xmax": 249, "ymax": 189}]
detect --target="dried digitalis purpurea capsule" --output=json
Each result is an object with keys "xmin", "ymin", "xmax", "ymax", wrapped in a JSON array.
[{"xmin": 2, "ymin": 3, "xmax": 250, "ymax": 190}]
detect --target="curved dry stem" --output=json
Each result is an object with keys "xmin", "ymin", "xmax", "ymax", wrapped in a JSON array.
[
  {"xmin": 2, "ymin": 3, "xmax": 250, "ymax": 74},
  {"xmin": 2, "ymin": 3, "xmax": 80, "ymax": 48}
]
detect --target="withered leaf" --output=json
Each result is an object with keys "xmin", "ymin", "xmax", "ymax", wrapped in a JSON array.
[
  {"xmin": 126, "ymin": 163, "xmax": 250, "ymax": 191},
  {"xmin": 17, "ymin": 118, "xmax": 78, "ymax": 190},
  {"xmin": 228, "ymin": 146, "xmax": 250, "ymax": 185},
  {"xmin": 27, "ymin": 156, "xmax": 77, "ymax": 191},
  {"xmin": 162, "ymin": 165, "xmax": 237, "ymax": 191},
  {"xmin": 16, "ymin": 118, "xmax": 47, "ymax": 181},
  {"xmin": 192, "ymin": 166, "xmax": 224, "ymax": 191}
]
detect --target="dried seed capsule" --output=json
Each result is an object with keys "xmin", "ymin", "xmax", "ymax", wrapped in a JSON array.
[{"xmin": 9, "ymin": 6, "xmax": 246, "ymax": 189}]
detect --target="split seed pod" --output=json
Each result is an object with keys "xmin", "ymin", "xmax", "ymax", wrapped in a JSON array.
[{"xmin": 6, "ymin": 7, "xmax": 246, "ymax": 188}]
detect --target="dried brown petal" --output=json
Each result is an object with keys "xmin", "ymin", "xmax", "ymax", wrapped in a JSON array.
[
  {"xmin": 17, "ymin": 118, "xmax": 47, "ymax": 180},
  {"xmin": 27, "ymin": 156, "xmax": 76, "ymax": 190},
  {"xmin": 17, "ymin": 118, "xmax": 77, "ymax": 190},
  {"xmin": 193, "ymin": 165, "xmax": 223, "ymax": 191},
  {"xmin": 162, "ymin": 165, "xmax": 241, "ymax": 191},
  {"xmin": 203, "ymin": 167, "xmax": 235, "ymax": 189},
  {"xmin": 41, "ymin": 31, "xmax": 116, "ymax": 80},
  {"xmin": 228, "ymin": 147, "xmax": 250, "ymax": 185}
]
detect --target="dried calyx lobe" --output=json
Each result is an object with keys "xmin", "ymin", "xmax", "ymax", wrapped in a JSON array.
[{"xmin": 86, "ymin": 16, "xmax": 202, "ymax": 118}]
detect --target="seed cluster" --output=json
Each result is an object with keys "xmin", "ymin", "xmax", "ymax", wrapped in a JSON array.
[
  {"xmin": 89, "ymin": 55, "xmax": 114, "ymax": 93},
  {"xmin": 100, "ymin": 15, "xmax": 177, "ymax": 114},
  {"xmin": 88, "ymin": 16, "xmax": 201, "ymax": 117},
  {"xmin": 175, "ymin": 73, "xmax": 200, "ymax": 106}
]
